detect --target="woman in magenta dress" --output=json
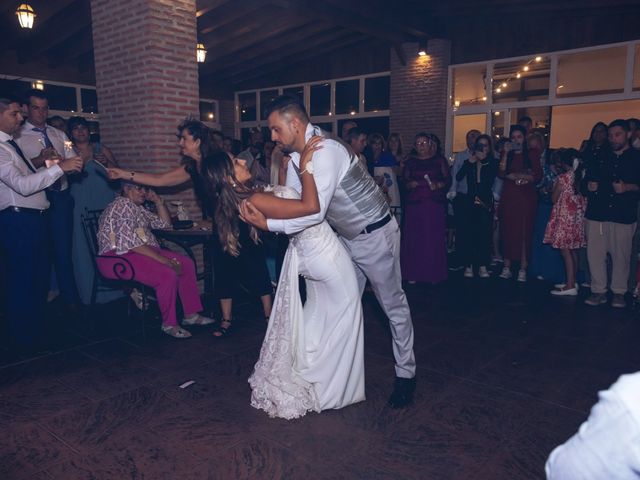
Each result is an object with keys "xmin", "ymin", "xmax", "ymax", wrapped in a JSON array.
[
  {"xmin": 498, "ymin": 125, "xmax": 543, "ymax": 282},
  {"xmin": 544, "ymin": 149, "xmax": 587, "ymax": 296},
  {"xmin": 401, "ymin": 132, "xmax": 451, "ymax": 283}
]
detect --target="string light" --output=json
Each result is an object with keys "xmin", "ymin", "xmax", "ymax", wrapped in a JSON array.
[{"xmin": 523, "ymin": 65, "xmax": 529, "ymax": 72}]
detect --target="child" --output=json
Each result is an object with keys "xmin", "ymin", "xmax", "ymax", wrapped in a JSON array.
[{"xmin": 543, "ymin": 149, "xmax": 587, "ymax": 296}]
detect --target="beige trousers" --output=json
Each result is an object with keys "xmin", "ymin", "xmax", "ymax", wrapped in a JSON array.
[{"xmin": 585, "ymin": 220, "xmax": 637, "ymax": 294}]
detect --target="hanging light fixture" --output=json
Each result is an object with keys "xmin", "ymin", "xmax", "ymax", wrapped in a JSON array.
[
  {"xmin": 196, "ymin": 43, "xmax": 207, "ymax": 63},
  {"xmin": 16, "ymin": 3, "xmax": 36, "ymax": 29}
]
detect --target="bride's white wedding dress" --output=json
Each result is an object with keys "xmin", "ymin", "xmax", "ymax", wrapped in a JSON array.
[{"xmin": 248, "ymin": 186, "xmax": 365, "ymax": 419}]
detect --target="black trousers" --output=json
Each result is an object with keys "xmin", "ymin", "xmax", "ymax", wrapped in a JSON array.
[
  {"xmin": 0, "ymin": 210, "xmax": 50, "ymax": 348},
  {"xmin": 212, "ymin": 224, "xmax": 272, "ymax": 300},
  {"xmin": 460, "ymin": 202, "xmax": 493, "ymax": 268},
  {"xmin": 47, "ymin": 190, "xmax": 80, "ymax": 305}
]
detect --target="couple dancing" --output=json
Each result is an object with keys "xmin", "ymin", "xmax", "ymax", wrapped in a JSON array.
[{"xmin": 203, "ymin": 95, "xmax": 416, "ymax": 419}]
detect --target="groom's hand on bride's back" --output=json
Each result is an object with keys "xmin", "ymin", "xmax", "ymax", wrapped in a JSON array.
[{"xmin": 240, "ymin": 200, "xmax": 268, "ymax": 231}]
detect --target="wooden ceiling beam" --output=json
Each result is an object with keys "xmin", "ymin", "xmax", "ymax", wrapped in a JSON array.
[
  {"xmin": 196, "ymin": 0, "xmax": 234, "ymax": 18},
  {"xmin": 230, "ymin": 36, "xmax": 378, "ymax": 87},
  {"xmin": 268, "ymin": 0, "xmax": 416, "ymax": 44},
  {"xmin": 199, "ymin": 6, "xmax": 290, "ymax": 47},
  {"xmin": 220, "ymin": 31, "xmax": 363, "ymax": 82},
  {"xmin": 199, "ymin": 24, "xmax": 342, "ymax": 80},
  {"xmin": 197, "ymin": 0, "xmax": 264, "ymax": 36}
]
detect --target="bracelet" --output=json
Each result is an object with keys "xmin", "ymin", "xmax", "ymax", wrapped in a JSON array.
[{"xmin": 300, "ymin": 161, "xmax": 314, "ymax": 176}]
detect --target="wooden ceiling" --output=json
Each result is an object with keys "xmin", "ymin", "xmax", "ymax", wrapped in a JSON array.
[{"xmin": 2, "ymin": 0, "xmax": 640, "ymax": 95}]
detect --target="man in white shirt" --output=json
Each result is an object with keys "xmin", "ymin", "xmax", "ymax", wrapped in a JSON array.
[
  {"xmin": 16, "ymin": 89, "xmax": 81, "ymax": 310},
  {"xmin": 0, "ymin": 96, "xmax": 82, "ymax": 352},
  {"xmin": 241, "ymin": 95, "xmax": 417, "ymax": 408}
]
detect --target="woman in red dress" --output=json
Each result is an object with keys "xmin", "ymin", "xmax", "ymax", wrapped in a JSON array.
[{"xmin": 498, "ymin": 125, "xmax": 543, "ymax": 282}]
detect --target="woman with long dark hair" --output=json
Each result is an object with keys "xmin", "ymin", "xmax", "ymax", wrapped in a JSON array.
[
  {"xmin": 107, "ymin": 119, "xmax": 272, "ymax": 332},
  {"xmin": 497, "ymin": 124, "xmax": 543, "ymax": 282},
  {"xmin": 201, "ymin": 137, "xmax": 365, "ymax": 419}
]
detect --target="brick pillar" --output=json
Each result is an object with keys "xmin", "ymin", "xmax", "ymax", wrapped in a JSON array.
[
  {"xmin": 389, "ymin": 40, "xmax": 451, "ymax": 149},
  {"xmin": 90, "ymin": 0, "xmax": 200, "ymax": 217},
  {"xmin": 218, "ymin": 99, "xmax": 235, "ymax": 138}
]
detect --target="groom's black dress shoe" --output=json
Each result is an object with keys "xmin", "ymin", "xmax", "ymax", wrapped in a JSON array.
[{"xmin": 388, "ymin": 376, "xmax": 416, "ymax": 408}]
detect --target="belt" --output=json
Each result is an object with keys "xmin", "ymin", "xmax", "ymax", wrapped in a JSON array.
[
  {"xmin": 1, "ymin": 206, "xmax": 48, "ymax": 215},
  {"xmin": 360, "ymin": 214, "xmax": 391, "ymax": 234}
]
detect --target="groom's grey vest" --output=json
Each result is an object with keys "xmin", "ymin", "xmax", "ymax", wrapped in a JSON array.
[{"xmin": 295, "ymin": 127, "xmax": 390, "ymax": 240}]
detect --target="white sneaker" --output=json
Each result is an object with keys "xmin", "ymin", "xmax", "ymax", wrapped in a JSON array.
[
  {"xmin": 478, "ymin": 266, "xmax": 490, "ymax": 278},
  {"xmin": 551, "ymin": 287, "xmax": 578, "ymax": 296},
  {"xmin": 464, "ymin": 267, "xmax": 474, "ymax": 278},
  {"xmin": 499, "ymin": 267, "xmax": 512, "ymax": 279},
  {"xmin": 554, "ymin": 283, "xmax": 566, "ymax": 289},
  {"xmin": 517, "ymin": 269, "xmax": 527, "ymax": 282}
]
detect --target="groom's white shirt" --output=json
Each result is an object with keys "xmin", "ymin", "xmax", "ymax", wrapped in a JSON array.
[{"xmin": 267, "ymin": 123, "xmax": 350, "ymax": 235}]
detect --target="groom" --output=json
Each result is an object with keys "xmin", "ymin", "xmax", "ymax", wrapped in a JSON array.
[{"xmin": 240, "ymin": 94, "xmax": 416, "ymax": 408}]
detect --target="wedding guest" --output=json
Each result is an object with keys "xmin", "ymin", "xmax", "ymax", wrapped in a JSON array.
[
  {"xmin": 456, "ymin": 135, "xmax": 497, "ymax": 278},
  {"xmin": 107, "ymin": 119, "xmax": 273, "ymax": 332},
  {"xmin": 67, "ymin": 116, "xmax": 120, "ymax": 304},
  {"xmin": 401, "ymin": 132, "xmax": 451, "ymax": 284},
  {"xmin": 497, "ymin": 125, "xmax": 543, "ymax": 282},
  {"xmin": 529, "ymin": 134, "xmax": 565, "ymax": 284},
  {"xmin": 47, "ymin": 115, "xmax": 67, "ymax": 132},
  {"xmin": 97, "ymin": 184, "xmax": 212, "ymax": 338},
  {"xmin": 0, "ymin": 96, "xmax": 83, "ymax": 352},
  {"xmin": 16, "ymin": 89, "xmax": 82, "ymax": 310},
  {"xmin": 544, "ymin": 149, "xmax": 587, "ymax": 296}
]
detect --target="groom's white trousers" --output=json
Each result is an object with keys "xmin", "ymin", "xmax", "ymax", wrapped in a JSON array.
[{"xmin": 340, "ymin": 217, "xmax": 416, "ymax": 378}]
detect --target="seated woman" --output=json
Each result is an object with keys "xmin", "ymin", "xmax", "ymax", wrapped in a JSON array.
[{"xmin": 96, "ymin": 182, "xmax": 213, "ymax": 338}]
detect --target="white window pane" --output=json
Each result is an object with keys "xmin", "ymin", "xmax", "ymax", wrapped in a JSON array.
[
  {"xmin": 557, "ymin": 47, "xmax": 626, "ymax": 97},
  {"xmin": 452, "ymin": 114, "xmax": 486, "ymax": 153}
]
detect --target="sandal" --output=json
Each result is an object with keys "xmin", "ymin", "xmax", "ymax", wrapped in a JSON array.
[
  {"xmin": 213, "ymin": 319, "xmax": 233, "ymax": 338},
  {"xmin": 182, "ymin": 314, "xmax": 215, "ymax": 326},
  {"xmin": 161, "ymin": 325, "xmax": 192, "ymax": 339}
]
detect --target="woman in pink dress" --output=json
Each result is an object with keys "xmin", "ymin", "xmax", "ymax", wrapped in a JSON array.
[{"xmin": 544, "ymin": 149, "xmax": 587, "ymax": 296}]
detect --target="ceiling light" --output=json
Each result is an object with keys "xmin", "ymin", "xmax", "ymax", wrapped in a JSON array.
[
  {"xmin": 494, "ymin": 112, "xmax": 501, "ymax": 116},
  {"xmin": 32, "ymin": 80, "xmax": 44, "ymax": 91},
  {"xmin": 196, "ymin": 43, "xmax": 207, "ymax": 63},
  {"xmin": 417, "ymin": 40, "xmax": 428, "ymax": 57},
  {"xmin": 16, "ymin": 3, "xmax": 35, "ymax": 29},
  {"xmin": 535, "ymin": 56, "xmax": 542, "ymax": 62}
]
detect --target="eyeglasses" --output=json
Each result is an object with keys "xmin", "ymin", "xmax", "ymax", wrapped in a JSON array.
[{"xmin": 416, "ymin": 140, "xmax": 434, "ymax": 146}]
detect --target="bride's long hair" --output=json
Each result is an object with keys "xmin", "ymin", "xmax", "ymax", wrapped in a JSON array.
[{"xmin": 201, "ymin": 151, "xmax": 259, "ymax": 256}]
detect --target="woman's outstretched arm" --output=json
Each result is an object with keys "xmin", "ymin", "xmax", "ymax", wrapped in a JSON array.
[
  {"xmin": 246, "ymin": 136, "xmax": 323, "ymax": 220},
  {"xmin": 107, "ymin": 165, "xmax": 190, "ymax": 187}
]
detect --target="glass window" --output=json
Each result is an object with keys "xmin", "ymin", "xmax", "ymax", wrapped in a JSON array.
[
  {"xmin": 557, "ymin": 47, "xmax": 626, "ymax": 97},
  {"xmin": 452, "ymin": 114, "xmax": 486, "ymax": 153},
  {"xmin": 492, "ymin": 57, "xmax": 550, "ymax": 103},
  {"xmin": 491, "ymin": 111, "xmax": 506, "ymax": 141},
  {"xmin": 509, "ymin": 106, "xmax": 551, "ymax": 141},
  {"xmin": 634, "ymin": 44, "xmax": 640, "ymax": 91},
  {"xmin": 310, "ymin": 83, "xmax": 331, "ymax": 117},
  {"xmin": 81, "ymin": 89, "xmax": 98, "ymax": 113},
  {"xmin": 259, "ymin": 89, "xmax": 279, "ymax": 120},
  {"xmin": 364, "ymin": 76, "xmax": 390, "ymax": 112},
  {"xmin": 550, "ymin": 99, "xmax": 640, "ymax": 149},
  {"xmin": 451, "ymin": 65, "xmax": 487, "ymax": 107},
  {"xmin": 345, "ymin": 116, "xmax": 389, "ymax": 139},
  {"xmin": 238, "ymin": 92, "xmax": 256, "ymax": 122},
  {"xmin": 283, "ymin": 86, "xmax": 303, "ymax": 103},
  {"xmin": 45, "ymin": 84, "xmax": 77, "ymax": 111},
  {"xmin": 335, "ymin": 79, "xmax": 359, "ymax": 115},
  {"xmin": 315, "ymin": 122, "xmax": 333, "ymax": 133},
  {"xmin": 199, "ymin": 101, "xmax": 216, "ymax": 122},
  {"xmin": 0, "ymin": 79, "xmax": 30, "ymax": 99}
]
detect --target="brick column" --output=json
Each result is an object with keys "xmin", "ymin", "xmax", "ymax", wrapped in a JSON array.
[
  {"xmin": 389, "ymin": 40, "xmax": 451, "ymax": 149},
  {"xmin": 90, "ymin": 0, "xmax": 200, "ymax": 216}
]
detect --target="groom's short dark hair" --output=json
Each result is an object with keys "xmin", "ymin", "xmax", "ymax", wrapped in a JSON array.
[{"xmin": 264, "ymin": 94, "xmax": 309, "ymax": 122}]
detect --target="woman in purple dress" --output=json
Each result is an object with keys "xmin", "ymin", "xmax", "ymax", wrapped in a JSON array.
[{"xmin": 401, "ymin": 132, "xmax": 451, "ymax": 283}]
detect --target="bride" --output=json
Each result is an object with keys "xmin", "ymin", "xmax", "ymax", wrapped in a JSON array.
[{"xmin": 201, "ymin": 138, "xmax": 365, "ymax": 419}]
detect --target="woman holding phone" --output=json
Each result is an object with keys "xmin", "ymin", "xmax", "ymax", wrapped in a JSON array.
[{"xmin": 67, "ymin": 116, "xmax": 121, "ymax": 305}]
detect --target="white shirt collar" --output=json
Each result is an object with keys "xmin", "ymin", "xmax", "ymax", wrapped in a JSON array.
[{"xmin": 0, "ymin": 130, "xmax": 13, "ymax": 142}]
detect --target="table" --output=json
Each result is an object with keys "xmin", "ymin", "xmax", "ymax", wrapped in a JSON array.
[{"xmin": 153, "ymin": 222, "xmax": 216, "ymax": 316}]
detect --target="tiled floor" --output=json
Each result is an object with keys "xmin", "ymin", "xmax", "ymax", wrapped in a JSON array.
[{"xmin": 1, "ymin": 275, "xmax": 638, "ymax": 479}]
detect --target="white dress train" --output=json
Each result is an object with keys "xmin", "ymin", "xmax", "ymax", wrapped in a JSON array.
[{"xmin": 248, "ymin": 186, "xmax": 365, "ymax": 419}]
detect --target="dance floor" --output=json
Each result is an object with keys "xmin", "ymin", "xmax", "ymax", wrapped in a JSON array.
[{"xmin": 1, "ymin": 276, "xmax": 638, "ymax": 479}]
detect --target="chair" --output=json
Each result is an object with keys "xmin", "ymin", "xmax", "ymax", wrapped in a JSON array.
[{"xmin": 81, "ymin": 208, "xmax": 153, "ymax": 338}]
